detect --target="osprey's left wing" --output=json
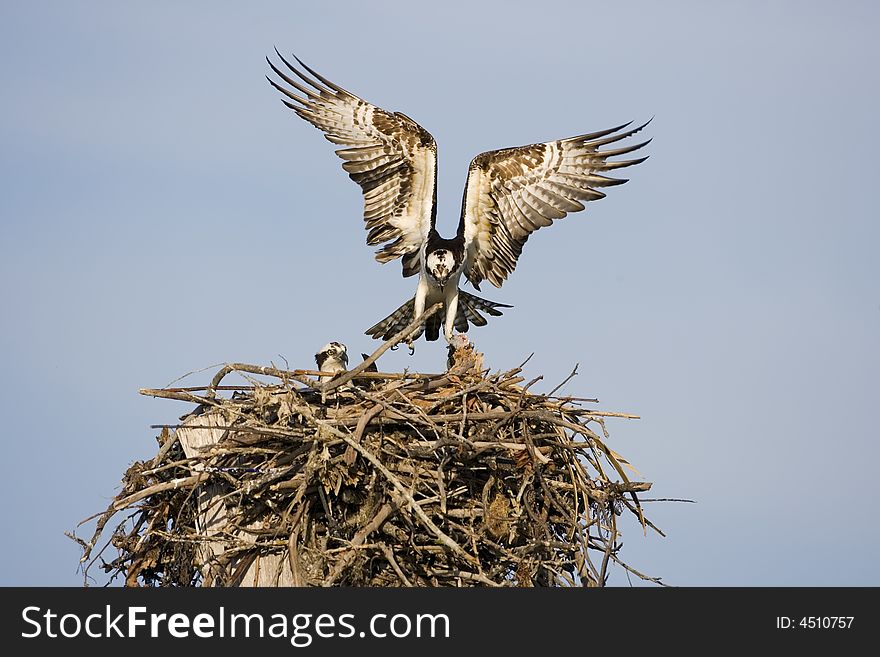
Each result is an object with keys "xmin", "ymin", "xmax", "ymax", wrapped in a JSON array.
[
  {"xmin": 267, "ymin": 51, "xmax": 436, "ymax": 277},
  {"xmin": 459, "ymin": 121, "xmax": 651, "ymax": 290}
]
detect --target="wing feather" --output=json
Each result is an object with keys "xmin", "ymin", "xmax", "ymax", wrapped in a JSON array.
[
  {"xmin": 268, "ymin": 51, "xmax": 436, "ymax": 273},
  {"xmin": 460, "ymin": 120, "xmax": 651, "ymax": 288}
]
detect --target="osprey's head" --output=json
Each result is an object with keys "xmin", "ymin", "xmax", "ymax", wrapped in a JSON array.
[
  {"xmin": 315, "ymin": 341, "xmax": 349, "ymax": 374},
  {"xmin": 426, "ymin": 248, "xmax": 455, "ymax": 285}
]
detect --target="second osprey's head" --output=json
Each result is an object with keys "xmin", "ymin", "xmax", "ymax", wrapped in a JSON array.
[
  {"xmin": 315, "ymin": 341, "xmax": 349, "ymax": 380},
  {"xmin": 426, "ymin": 248, "xmax": 456, "ymax": 285}
]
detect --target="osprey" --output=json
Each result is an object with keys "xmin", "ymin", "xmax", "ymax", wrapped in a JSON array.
[
  {"xmin": 314, "ymin": 341, "xmax": 348, "ymax": 381},
  {"xmin": 268, "ymin": 52, "xmax": 650, "ymax": 344}
]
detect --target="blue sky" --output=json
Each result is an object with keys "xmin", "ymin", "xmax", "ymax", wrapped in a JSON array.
[{"xmin": 1, "ymin": 0, "xmax": 877, "ymax": 586}]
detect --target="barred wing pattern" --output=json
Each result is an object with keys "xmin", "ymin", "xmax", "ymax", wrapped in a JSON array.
[
  {"xmin": 267, "ymin": 51, "xmax": 436, "ymax": 275},
  {"xmin": 460, "ymin": 121, "xmax": 651, "ymax": 289}
]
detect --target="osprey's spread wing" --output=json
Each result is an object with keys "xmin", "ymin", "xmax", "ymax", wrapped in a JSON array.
[
  {"xmin": 459, "ymin": 121, "xmax": 650, "ymax": 289},
  {"xmin": 267, "ymin": 51, "xmax": 436, "ymax": 277}
]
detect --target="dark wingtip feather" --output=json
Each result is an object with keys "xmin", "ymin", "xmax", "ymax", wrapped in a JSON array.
[
  {"xmin": 290, "ymin": 53, "xmax": 349, "ymax": 95},
  {"xmin": 599, "ymin": 138, "xmax": 653, "ymax": 158},
  {"xmin": 601, "ymin": 154, "xmax": 650, "ymax": 171},
  {"xmin": 570, "ymin": 120, "xmax": 634, "ymax": 144},
  {"xmin": 626, "ymin": 117, "xmax": 654, "ymax": 136}
]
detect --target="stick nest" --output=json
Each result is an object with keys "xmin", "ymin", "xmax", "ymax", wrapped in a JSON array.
[{"xmin": 72, "ymin": 322, "xmax": 661, "ymax": 587}]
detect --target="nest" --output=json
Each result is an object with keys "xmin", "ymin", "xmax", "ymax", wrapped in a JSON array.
[{"xmin": 71, "ymin": 306, "xmax": 662, "ymax": 587}]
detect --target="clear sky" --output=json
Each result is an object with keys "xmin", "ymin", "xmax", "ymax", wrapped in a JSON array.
[{"xmin": 1, "ymin": 0, "xmax": 877, "ymax": 586}]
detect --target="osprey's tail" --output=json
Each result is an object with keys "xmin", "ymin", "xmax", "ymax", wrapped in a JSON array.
[{"xmin": 365, "ymin": 290, "xmax": 512, "ymax": 342}]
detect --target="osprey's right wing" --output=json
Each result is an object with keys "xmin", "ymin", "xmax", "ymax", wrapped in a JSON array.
[
  {"xmin": 268, "ymin": 50, "xmax": 437, "ymax": 278},
  {"xmin": 459, "ymin": 121, "xmax": 651, "ymax": 290}
]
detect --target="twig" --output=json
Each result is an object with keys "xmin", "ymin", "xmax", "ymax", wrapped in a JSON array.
[{"xmin": 547, "ymin": 364, "xmax": 579, "ymax": 397}]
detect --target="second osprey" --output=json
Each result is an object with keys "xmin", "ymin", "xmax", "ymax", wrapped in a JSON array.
[{"xmin": 268, "ymin": 51, "xmax": 650, "ymax": 344}]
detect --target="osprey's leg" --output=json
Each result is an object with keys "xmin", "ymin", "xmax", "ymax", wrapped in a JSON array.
[
  {"xmin": 414, "ymin": 277, "xmax": 428, "ymax": 319},
  {"xmin": 403, "ymin": 277, "xmax": 429, "ymax": 352},
  {"xmin": 443, "ymin": 286, "xmax": 460, "ymax": 343}
]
